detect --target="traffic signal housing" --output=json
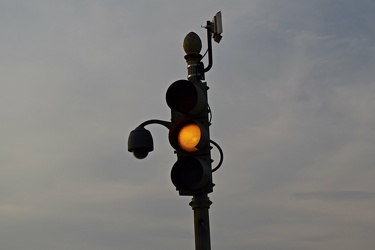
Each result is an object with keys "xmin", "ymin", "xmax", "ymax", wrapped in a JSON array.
[{"xmin": 166, "ymin": 79, "xmax": 213, "ymax": 196}]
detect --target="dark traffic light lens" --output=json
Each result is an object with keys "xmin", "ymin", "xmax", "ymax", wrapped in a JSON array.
[
  {"xmin": 166, "ymin": 80, "xmax": 206, "ymax": 115},
  {"xmin": 171, "ymin": 157, "xmax": 210, "ymax": 190}
]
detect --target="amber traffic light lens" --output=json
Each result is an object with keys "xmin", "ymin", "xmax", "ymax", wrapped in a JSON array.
[{"xmin": 177, "ymin": 123, "xmax": 201, "ymax": 152}]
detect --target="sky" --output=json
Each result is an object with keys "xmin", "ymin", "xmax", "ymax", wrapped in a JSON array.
[{"xmin": 1, "ymin": 0, "xmax": 375, "ymax": 249}]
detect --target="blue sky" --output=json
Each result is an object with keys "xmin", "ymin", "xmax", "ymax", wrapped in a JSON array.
[{"xmin": 1, "ymin": 1, "xmax": 375, "ymax": 249}]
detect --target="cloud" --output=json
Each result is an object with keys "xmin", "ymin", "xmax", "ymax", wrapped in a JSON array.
[
  {"xmin": 293, "ymin": 191, "xmax": 375, "ymax": 201},
  {"xmin": 1, "ymin": 1, "xmax": 375, "ymax": 250}
]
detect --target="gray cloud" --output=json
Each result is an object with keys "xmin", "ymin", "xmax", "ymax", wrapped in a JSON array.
[
  {"xmin": 1, "ymin": 1, "xmax": 375, "ymax": 250},
  {"xmin": 293, "ymin": 191, "xmax": 375, "ymax": 201}
]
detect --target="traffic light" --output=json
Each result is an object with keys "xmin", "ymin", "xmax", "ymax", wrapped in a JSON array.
[{"xmin": 166, "ymin": 79, "xmax": 213, "ymax": 195}]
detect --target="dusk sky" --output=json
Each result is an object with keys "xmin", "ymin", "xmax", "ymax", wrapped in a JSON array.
[{"xmin": 1, "ymin": 1, "xmax": 375, "ymax": 250}]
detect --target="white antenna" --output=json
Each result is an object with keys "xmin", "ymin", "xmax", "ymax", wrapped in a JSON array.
[{"xmin": 212, "ymin": 11, "xmax": 222, "ymax": 43}]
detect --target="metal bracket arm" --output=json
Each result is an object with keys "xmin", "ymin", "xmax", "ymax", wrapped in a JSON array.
[{"xmin": 139, "ymin": 119, "xmax": 171, "ymax": 129}]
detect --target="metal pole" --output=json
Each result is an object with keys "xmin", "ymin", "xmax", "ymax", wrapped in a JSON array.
[
  {"xmin": 183, "ymin": 32, "xmax": 213, "ymax": 249},
  {"xmin": 189, "ymin": 194, "xmax": 212, "ymax": 250}
]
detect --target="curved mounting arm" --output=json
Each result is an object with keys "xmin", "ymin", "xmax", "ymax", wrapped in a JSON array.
[
  {"xmin": 139, "ymin": 119, "xmax": 171, "ymax": 129},
  {"xmin": 210, "ymin": 139, "xmax": 223, "ymax": 172},
  {"xmin": 203, "ymin": 21, "xmax": 213, "ymax": 73}
]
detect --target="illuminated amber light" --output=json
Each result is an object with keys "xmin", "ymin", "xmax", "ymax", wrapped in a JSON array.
[{"xmin": 178, "ymin": 123, "xmax": 201, "ymax": 152}]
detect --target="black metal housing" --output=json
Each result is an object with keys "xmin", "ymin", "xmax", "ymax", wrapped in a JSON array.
[{"xmin": 128, "ymin": 126, "xmax": 154, "ymax": 159}]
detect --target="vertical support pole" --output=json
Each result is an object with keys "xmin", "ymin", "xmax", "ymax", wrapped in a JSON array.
[
  {"xmin": 183, "ymin": 32, "xmax": 213, "ymax": 249},
  {"xmin": 189, "ymin": 194, "xmax": 212, "ymax": 250}
]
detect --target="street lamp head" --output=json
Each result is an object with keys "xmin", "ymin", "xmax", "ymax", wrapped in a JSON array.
[{"xmin": 128, "ymin": 126, "xmax": 154, "ymax": 159}]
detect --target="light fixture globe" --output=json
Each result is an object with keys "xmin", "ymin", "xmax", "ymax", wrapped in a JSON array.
[{"xmin": 128, "ymin": 126, "xmax": 154, "ymax": 159}]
